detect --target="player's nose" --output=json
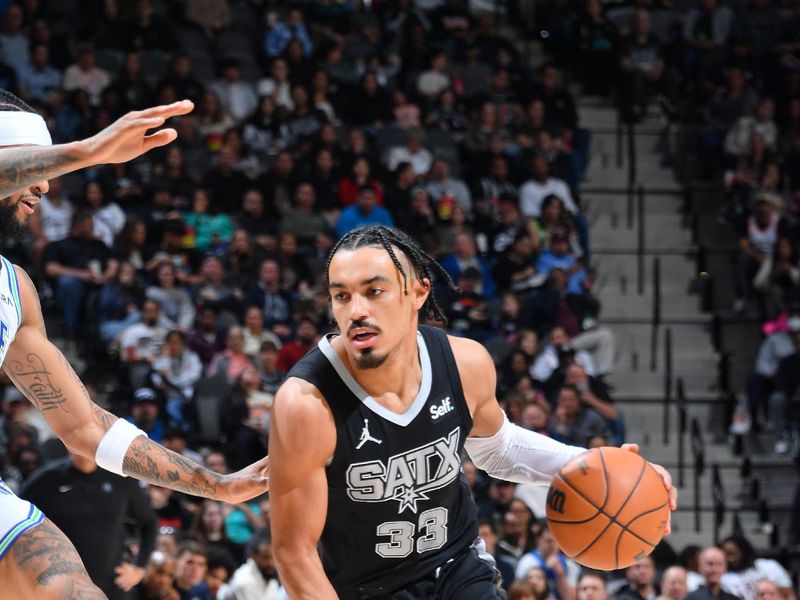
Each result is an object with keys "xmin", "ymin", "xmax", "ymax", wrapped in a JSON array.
[
  {"xmin": 31, "ymin": 179, "xmax": 49, "ymax": 194},
  {"xmin": 348, "ymin": 293, "xmax": 369, "ymax": 320}
]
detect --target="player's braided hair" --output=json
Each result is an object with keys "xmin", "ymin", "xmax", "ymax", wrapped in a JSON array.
[
  {"xmin": 0, "ymin": 89, "xmax": 36, "ymax": 113},
  {"xmin": 325, "ymin": 225, "xmax": 459, "ymax": 323}
]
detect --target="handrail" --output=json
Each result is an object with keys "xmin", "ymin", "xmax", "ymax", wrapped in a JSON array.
[
  {"xmin": 677, "ymin": 377, "xmax": 687, "ymax": 488},
  {"xmin": 651, "ymin": 256, "xmax": 662, "ymax": 372},
  {"xmin": 627, "ymin": 121, "xmax": 637, "ymax": 188},
  {"xmin": 691, "ymin": 417, "xmax": 705, "ymax": 532},
  {"xmin": 712, "ymin": 462, "xmax": 725, "ymax": 544},
  {"xmin": 637, "ymin": 185, "xmax": 646, "ymax": 295},
  {"xmin": 662, "ymin": 327, "xmax": 672, "ymax": 444}
]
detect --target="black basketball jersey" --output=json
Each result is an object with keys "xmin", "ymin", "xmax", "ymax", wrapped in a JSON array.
[{"xmin": 287, "ymin": 325, "xmax": 479, "ymax": 597}]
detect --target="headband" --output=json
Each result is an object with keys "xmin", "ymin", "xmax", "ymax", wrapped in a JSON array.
[{"xmin": 0, "ymin": 111, "xmax": 52, "ymax": 146}]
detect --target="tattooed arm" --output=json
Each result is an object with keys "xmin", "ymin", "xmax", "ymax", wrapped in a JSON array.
[
  {"xmin": 0, "ymin": 100, "xmax": 193, "ymax": 199},
  {"xmin": 4, "ymin": 264, "xmax": 269, "ymax": 502}
]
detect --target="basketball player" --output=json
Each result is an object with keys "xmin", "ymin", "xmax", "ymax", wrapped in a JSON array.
[
  {"xmin": 0, "ymin": 91, "xmax": 268, "ymax": 599},
  {"xmin": 269, "ymin": 225, "xmax": 677, "ymax": 599}
]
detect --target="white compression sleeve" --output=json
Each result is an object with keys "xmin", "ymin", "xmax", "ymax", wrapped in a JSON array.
[
  {"xmin": 95, "ymin": 419, "xmax": 148, "ymax": 477},
  {"xmin": 464, "ymin": 415, "xmax": 586, "ymax": 484}
]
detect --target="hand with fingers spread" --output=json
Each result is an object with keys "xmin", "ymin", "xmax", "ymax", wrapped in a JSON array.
[
  {"xmin": 621, "ymin": 443, "xmax": 678, "ymax": 534},
  {"xmin": 79, "ymin": 100, "xmax": 194, "ymax": 166}
]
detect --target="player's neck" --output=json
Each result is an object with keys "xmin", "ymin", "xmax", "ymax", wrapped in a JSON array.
[{"xmin": 347, "ymin": 334, "xmax": 422, "ymax": 408}]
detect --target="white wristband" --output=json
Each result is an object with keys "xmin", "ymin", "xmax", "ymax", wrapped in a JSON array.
[{"xmin": 95, "ymin": 419, "xmax": 148, "ymax": 477}]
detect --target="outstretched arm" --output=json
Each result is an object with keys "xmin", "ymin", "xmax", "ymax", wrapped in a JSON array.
[
  {"xmin": 450, "ymin": 336, "xmax": 677, "ymax": 526},
  {"xmin": 0, "ymin": 100, "xmax": 193, "ymax": 199},
  {"xmin": 4, "ymin": 265, "xmax": 268, "ymax": 502}
]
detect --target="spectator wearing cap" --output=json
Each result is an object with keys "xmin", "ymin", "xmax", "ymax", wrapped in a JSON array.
[
  {"xmin": 745, "ymin": 306, "xmax": 800, "ymax": 431},
  {"xmin": 218, "ymin": 535, "xmax": 281, "ymax": 600},
  {"xmin": 440, "ymin": 233, "xmax": 497, "ymax": 300},
  {"xmin": 20, "ymin": 449, "xmax": 158, "ymax": 600},
  {"xmin": 209, "ymin": 58, "xmax": 258, "ymax": 123},
  {"xmin": 424, "ymin": 158, "xmax": 473, "ymax": 218},
  {"xmin": 335, "ymin": 185, "xmax": 395, "ymax": 238},
  {"xmin": 536, "ymin": 230, "xmax": 587, "ymax": 295},
  {"xmin": 126, "ymin": 387, "xmax": 166, "ymax": 443},
  {"xmin": 152, "ymin": 330, "xmax": 203, "ymax": 430},
  {"xmin": 385, "ymin": 129, "xmax": 434, "ymax": 176}
]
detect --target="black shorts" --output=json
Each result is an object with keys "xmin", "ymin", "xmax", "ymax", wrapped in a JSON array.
[{"xmin": 342, "ymin": 545, "xmax": 506, "ymax": 600}]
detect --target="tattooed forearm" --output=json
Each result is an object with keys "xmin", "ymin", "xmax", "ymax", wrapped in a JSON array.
[
  {"xmin": 7, "ymin": 352, "xmax": 68, "ymax": 412},
  {"xmin": 0, "ymin": 144, "xmax": 85, "ymax": 200},
  {"xmin": 57, "ymin": 351, "xmax": 117, "ymax": 432},
  {"xmin": 122, "ymin": 436, "xmax": 223, "ymax": 499}
]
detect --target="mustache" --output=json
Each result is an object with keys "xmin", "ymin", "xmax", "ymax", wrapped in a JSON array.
[{"xmin": 348, "ymin": 320, "xmax": 382, "ymax": 335}]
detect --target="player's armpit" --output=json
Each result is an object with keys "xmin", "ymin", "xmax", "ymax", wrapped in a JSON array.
[{"xmin": 269, "ymin": 378, "xmax": 339, "ymax": 600}]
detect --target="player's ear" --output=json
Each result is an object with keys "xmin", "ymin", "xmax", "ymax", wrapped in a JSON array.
[{"xmin": 412, "ymin": 277, "xmax": 430, "ymax": 310}]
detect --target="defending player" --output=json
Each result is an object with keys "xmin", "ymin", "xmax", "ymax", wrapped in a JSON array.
[
  {"xmin": 269, "ymin": 225, "xmax": 677, "ymax": 599},
  {"xmin": 0, "ymin": 91, "xmax": 268, "ymax": 599}
]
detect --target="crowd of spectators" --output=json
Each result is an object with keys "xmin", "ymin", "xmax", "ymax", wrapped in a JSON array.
[{"xmin": 0, "ymin": 0, "xmax": 794, "ymax": 598}]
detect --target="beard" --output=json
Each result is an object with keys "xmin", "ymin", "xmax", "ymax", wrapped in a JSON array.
[
  {"xmin": 353, "ymin": 348, "xmax": 389, "ymax": 369},
  {"xmin": 0, "ymin": 199, "xmax": 27, "ymax": 241}
]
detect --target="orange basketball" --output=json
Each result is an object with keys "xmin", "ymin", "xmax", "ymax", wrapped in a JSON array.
[{"xmin": 545, "ymin": 447, "xmax": 670, "ymax": 571}]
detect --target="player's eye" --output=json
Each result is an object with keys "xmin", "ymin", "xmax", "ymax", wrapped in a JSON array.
[
  {"xmin": 334, "ymin": 293, "xmax": 349, "ymax": 302},
  {"xmin": 367, "ymin": 288, "xmax": 383, "ymax": 297}
]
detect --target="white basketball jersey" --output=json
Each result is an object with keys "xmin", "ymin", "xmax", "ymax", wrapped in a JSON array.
[{"xmin": 0, "ymin": 255, "xmax": 23, "ymax": 367}]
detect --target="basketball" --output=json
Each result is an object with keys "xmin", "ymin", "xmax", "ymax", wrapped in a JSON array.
[{"xmin": 545, "ymin": 447, "xmax": 670, "ymax": 571}]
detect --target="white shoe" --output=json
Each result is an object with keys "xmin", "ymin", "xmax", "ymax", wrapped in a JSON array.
[{"xmin": 774, "ymin": 439, "xmax": 790, "ymax": 454}]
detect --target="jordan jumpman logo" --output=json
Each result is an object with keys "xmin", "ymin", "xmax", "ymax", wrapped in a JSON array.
[{"xmin": 356, "ymin": 418, "xmax": 383, "ymax": 449}]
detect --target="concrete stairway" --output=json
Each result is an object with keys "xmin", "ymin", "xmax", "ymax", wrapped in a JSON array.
[{"xmin": 577, "ymin": 100, "xmax": 794, "ymax": 551}]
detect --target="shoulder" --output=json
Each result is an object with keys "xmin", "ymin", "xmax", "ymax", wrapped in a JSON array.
[
  {"xmin": 448, "ymin": 335, "xmax": 497, "ymax": 393},
  {"xmin": 272, "ymin": 377, "xmax": 335, "ymax": 459},
  {"xmin": 274, "ymin": 377, "xmax": 333, "ymax": 423}
]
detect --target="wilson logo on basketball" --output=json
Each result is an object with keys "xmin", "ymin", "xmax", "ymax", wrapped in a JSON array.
[
  {"xmin": 346, "ymin": 428, "xmax": 461, "ymax": 514},
  {"xmin": 547, "ymin": 487, "xmax": 566, "ymax": 514}
]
